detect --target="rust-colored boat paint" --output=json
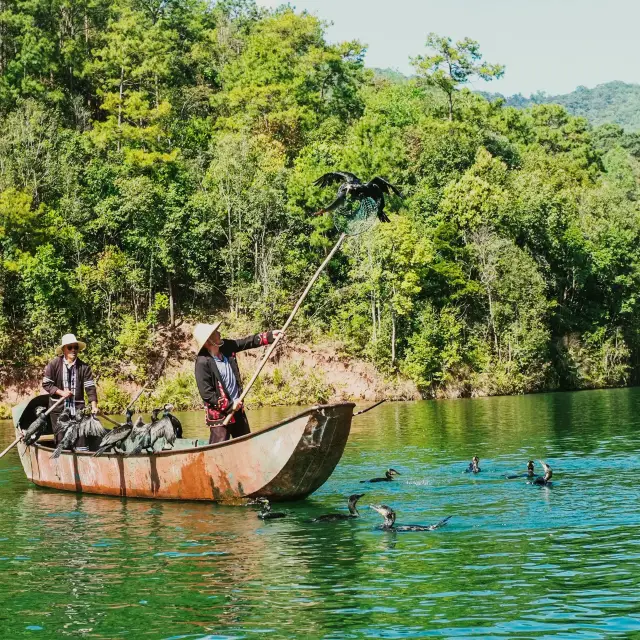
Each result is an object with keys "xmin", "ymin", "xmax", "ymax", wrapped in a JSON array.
[{"xmin": 12, "ymin": 399, "xmax": 355, "ymax": 502}]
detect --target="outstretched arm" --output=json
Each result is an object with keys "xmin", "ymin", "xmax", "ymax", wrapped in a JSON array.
[{"xmin": 222, "ymin": 330, "xmax": 282, "ymax": 355}]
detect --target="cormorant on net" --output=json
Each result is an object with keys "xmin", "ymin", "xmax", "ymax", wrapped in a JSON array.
[{"xmin": 312, "ymin": 171, "xmax": 403, "ymax": 234}]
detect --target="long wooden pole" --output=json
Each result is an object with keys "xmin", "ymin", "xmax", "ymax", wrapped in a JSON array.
[
  {"xmin": 354, "ymin": 399, "xmax": 386, "ymax": 416},
  {"xmin": 223, "ymin": 233, "xmax": 347, "ymax": 426},
  {"xmin": 126, "ymin": 353, "xmax": 168, "ymax": 412},
  {"xmin": 0, "ymin": 395, "xmax": 66, "ymax": 460}
]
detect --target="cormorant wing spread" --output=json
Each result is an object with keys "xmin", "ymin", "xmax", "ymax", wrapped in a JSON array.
[
  {"xmin": 78, "ymin": 413, "xmax": 108, "ymax": 438},
  {"xmin": 367, "ymin": 176, "xmax": 403, "ymax": 198},
  {"xmin": 313, "ymin": 171, "xmax": 361, "ymax": 188}
]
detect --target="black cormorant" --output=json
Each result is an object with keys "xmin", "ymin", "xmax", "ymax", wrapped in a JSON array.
[
  {"xmin": 361, "ymin": 468, "xmax": 401, "ymax": 483},
  {"xmin": 93, "ymin": 409, "xmax": 134, "ymax": 456},
  {"xmin": 51, "ymin": 412, "xmax": 81, "ymax": 459},
  {"xmin": 147, "ymin": 405, "xmax": 180, "ymax": 451},
  {"xmin": 256, "ymin": 498, "xmax": 286, "ymax": 520},
  {"xmin": 506, "ymin": 460, "xmax": 536, "ymax": 479},
  {"xmin": 311, "ymin": 494, "xmax": 365, "ymax": 522},
  {"xmin": 77, "ymin": 410, "xmax": 108, "ymax": 440},
  {"xmin": 163, "ymin": 403, "xmax": 183, "ymax": 438},
  {"xmin": 370, "ymin": 505, "xmax": 452, "ymax": 531},
  {"xmin": 465, "ymin": 456, "xmax": 481, "ymax": 473},
  {"xmin": 313, "ymin": 171, "xmax": 403, "ymax": 222},
  {"xmin": 529, "ymin": 460, "xmax": 553, "ymax": 486},
  {"xmin": 22, "ymin": 406, "xmax": 48, "ymax": 446},
  {"xmin": 126, "ymin": 410, "xmax": 160, "ymax": 455}
]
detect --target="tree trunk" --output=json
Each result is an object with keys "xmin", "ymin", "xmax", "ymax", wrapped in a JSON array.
[
  {"xmin": 148, "ymin": 251, "xmax": 154, "ymax": 315},
  {"xmin": 168, "ymin": 274, "xmax": 175, "ymax": 327},
  {"xmin": 371, "ymin": 291, "xmax": 377, "ymax": 342},
  {"xmin": 391, "ymin": 307, "xmax": 396, "ymax": 365},
  {"xmin": 118, "ymin": 66, "xmax": 124, "ymax": 152},
  {"xmin": 447, "ymin": 92, "xmax": 453, "ymax": 121}
]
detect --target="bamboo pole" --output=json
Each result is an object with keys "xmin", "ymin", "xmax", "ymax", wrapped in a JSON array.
[
  {"xmin": 223, "ymin": 233, "xmax": 347, "ymax": 426},
  {"xmin": 354, "ymin": 399, "xmax": 386, "ymax": 416}
]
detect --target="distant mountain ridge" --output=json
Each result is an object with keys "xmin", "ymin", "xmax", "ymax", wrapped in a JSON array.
[
  {"xmin": 483, "ymin": 81, "xmax": 640, "ymax": 132},
  {"xmin": 371, "ymin": 69, "xmax": 640, "ymax": 132}
]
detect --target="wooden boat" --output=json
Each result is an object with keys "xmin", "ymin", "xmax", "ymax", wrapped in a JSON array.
[{"xmin": 11, "ymin": 396, "xmax": 355, "ymax": 502}]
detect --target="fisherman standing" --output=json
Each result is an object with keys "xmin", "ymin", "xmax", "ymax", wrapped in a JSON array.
[
  {"xmin": 194, "ymin": 322, "xmax": 281, "ymax": 444},
  {"xmin": 42, "ymin": 333, "xmax": 98, "ymax": 448}
]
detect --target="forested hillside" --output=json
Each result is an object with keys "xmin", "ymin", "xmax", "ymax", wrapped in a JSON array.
[
  {"xmin": 485, "ymin": 82, "xmax": 640, "ymax": 132},
  {"xmin": 1, "ymin": 1, "xmax": 640, "ymax": 404}
]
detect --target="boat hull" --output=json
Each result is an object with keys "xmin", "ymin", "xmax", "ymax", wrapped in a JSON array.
[{"xmin": 12, "ymin": 399, "xmax": 355, "ymax": 502}]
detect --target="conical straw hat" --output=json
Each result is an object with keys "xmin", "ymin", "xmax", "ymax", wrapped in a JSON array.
[{"xmin": 193, "ymin": 322, "xmax": 222, "ymax": 352}]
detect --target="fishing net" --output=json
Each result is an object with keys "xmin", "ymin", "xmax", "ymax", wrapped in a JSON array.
[{"xmin": 331, "ymin": 196, "xmax": 381, "ymax": 236}]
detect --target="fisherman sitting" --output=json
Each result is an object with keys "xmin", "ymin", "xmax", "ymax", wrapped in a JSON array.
[
  {"xmin": 194, "ymin": 322, "xmax": 281, "ymax": 444},
  {"xmin": 42, "ymin": 333, "xmax": 98, "ymax": 450}
]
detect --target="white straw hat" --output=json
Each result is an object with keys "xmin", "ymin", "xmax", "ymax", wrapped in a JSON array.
[
  {"xmin": 193, "ymin": 322, "xmax": 222, "ymax": 352},
  {"xmin": 56, "ymin": 333, "xmax": 87, "ymax": 356}
]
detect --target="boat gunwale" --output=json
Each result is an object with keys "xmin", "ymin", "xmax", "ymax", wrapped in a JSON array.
[{"xmin": 18, "ymin": 401, "xmax": 356, "ymax": 458}]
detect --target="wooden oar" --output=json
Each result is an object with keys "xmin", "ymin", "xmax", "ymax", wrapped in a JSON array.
[
  {"xmin": 223, "ymin": 233, "xmax": 347, "ymax": 426},
  {"xmin": 0, "ymin": 395, "xmax": 66, "ymax": 460}
]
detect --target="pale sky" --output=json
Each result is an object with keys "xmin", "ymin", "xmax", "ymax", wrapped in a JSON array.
[{"xmin": 256, "ymin": 0, "xmax": 640, "ymax": 97}]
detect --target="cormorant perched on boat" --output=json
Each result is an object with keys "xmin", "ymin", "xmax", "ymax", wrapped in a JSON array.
[
  {"xmin": 77, "ymin": 409, "xmax": 108, "ymax": 440},
  {"xmin": 465, "ymin": 456, "xmax": 481, "ymax": 473},
  {"xmin": 146, "ymin": 405, "xmax": 180, "ymax": 451},
  {"xmin": 163, "ymin": 403, "xmax": 182, "ymax": 438},
  {"xmin": 22, "ymin": 406, "xmax": 48, "ymax": 446},
  {"xmin": 312, "ymin": 171, "xmax": 403, "ymax": 222},
  {"xmin": 505, "ymin": 460, "xmax": 536, "ymax": 479},
  {"xmin": 51, "ymin": 411, "xmax": 81, "ymax": 459},
  {"xmin": 93, "ymin": 409, "xmax": 134, "ymax": 457},
  {"xmin": 126, "ymin": 411, "xmax": 160, "ymax": 456},
  {"xmin": 529, "ymin": 460, "xmax": 553, "ymax": 486},
  {"xmin": 311, "ymin": 494, "xmax": 365, "ymax": 522},
  {"xmin": 256, "ymin": 497, "xmax": 286, "ymax": 520},
  {"xmin": 370, "ymin": 505, "xmax": 452, "ymax": 532},
  {"xmin": 360, "ymin": 468, "xmax": 401, "ymax": 483}
]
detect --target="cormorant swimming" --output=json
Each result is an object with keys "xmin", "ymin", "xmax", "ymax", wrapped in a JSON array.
[
  {"xmin": 505, "ymin": 460, "xmax": 536, "ymax": 479},
  {"xmin": 311, "ymin": 494, "xmax": 365, "ymax": 522},
  {"xmin": 312, "ymin": 171, "xmax": 403, "ymax": 222},
  {"xmin": 22, "ymin": 406, "xmax": 48, "ymax": 446},
  {"xmin": 370, "ymin": 505, "xmax": 452, "ymax": 532},
  {"xmin": 465, "ymin": 456, "xmax": 481, "ymax": 473},
  {"xmin": 361, "ymin": 468, "xmax": 401, "ymax": 483},
  {"xmin": 93, "ymin": 409, "xmax": 134, "ymax": 456},
  {"xmin": 529, "ymin": 460, "xmax": 553, "ymax": 486},
  {"xmin": 256, "ymin": 497, "xmax": 286, "ymax": 520}
]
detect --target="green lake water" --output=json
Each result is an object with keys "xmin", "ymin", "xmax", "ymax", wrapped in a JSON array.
[{"xmin": 2, "ymin": 389, "xmax": 640, "ymax": 639}]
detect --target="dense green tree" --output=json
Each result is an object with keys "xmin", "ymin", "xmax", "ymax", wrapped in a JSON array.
[
  {"xmin": 1, "ymin": 11, "xmax": 639, "ymax": 401},
  {"xmin": 411, "ymin": 33, "xmax": 504, "ymax": 121}
]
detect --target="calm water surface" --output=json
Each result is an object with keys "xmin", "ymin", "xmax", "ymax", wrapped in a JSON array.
[{"xmin": 2, "ymin": 390, "xmax": 640, "ymax": 639}]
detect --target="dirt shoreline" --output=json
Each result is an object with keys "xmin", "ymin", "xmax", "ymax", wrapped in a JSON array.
[{"xmin": 0, "ymin": 339, "xmax": 421, "ymax": 418}]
